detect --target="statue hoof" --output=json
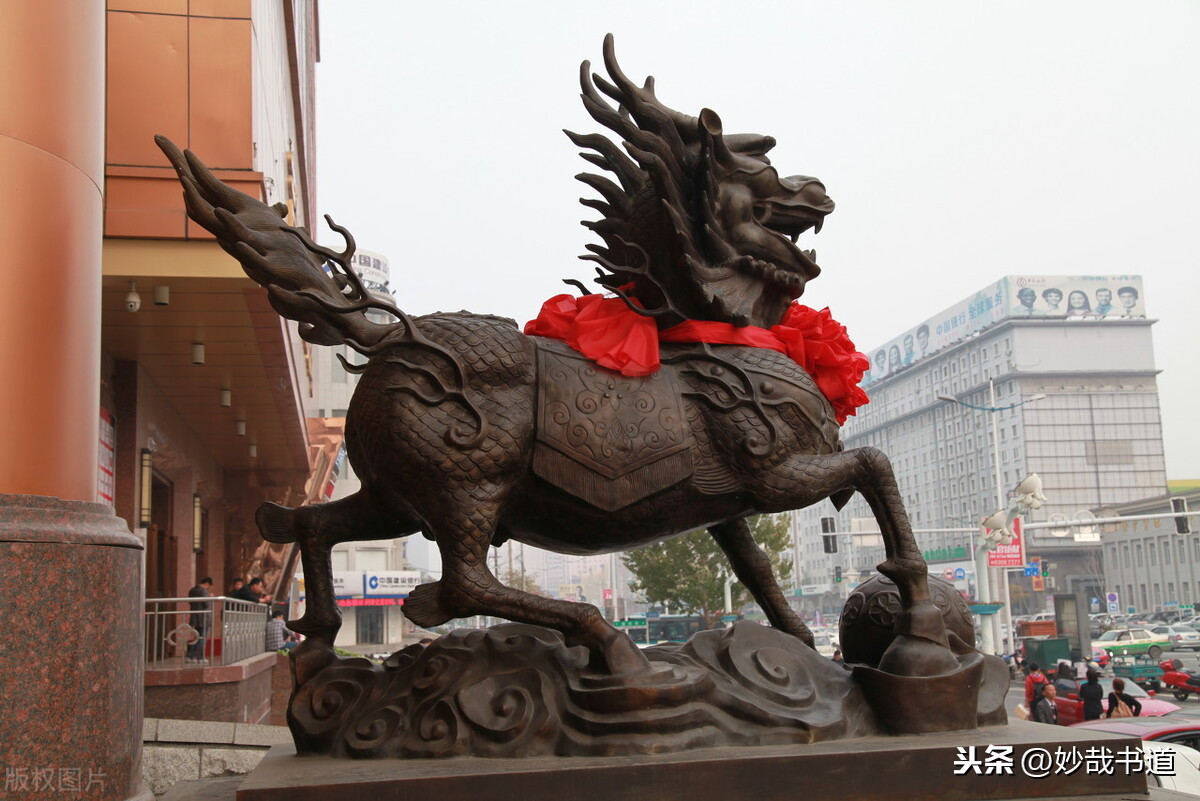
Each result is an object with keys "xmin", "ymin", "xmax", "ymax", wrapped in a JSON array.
[
  {"xmin": 877, "ymin": 633, "xmax": 961, "ymax": 677},
  {"xmin": 256, "ymin": 502, "xmax": 297, "ymax": 543},
  {"xmin": 587, "ymin": 629, "xmax": 656, "ymax": 678}
]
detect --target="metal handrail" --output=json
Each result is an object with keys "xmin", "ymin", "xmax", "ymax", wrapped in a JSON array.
[{"xmin": 144, "ymin": 596, "xmax": 268, "ymax": 669}]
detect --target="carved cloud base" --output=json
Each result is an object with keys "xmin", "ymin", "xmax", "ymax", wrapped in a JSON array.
[{"xmin": 286, "ymin": 621, "xmax": 884, "ymax": 758}]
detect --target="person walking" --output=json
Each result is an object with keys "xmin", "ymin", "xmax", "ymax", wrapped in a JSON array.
[
  {"xmin": 1032, "ymin": 684, "xmax": 1059, "ymax": 725},
  {"xmin": 1106, "ymin": 677, "xmax": 1143, "ymax": 718},
  {"xmin": 265, "ymin": 610, "xmax": 288, "ymax": 651},
  {"xmin": 186, "ymin": 577, "xmax": 213, "ymax": 663},
  {"xmin": 1024, "ymin": 663, "xmax": 1049, "ymax": 710},
  {"xmin": 1080, "ymin": 670, "xmax": 1104, "ymax": 721}
]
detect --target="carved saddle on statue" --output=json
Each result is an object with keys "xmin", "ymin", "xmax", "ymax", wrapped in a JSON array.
[{"xmin": 530, "ymin": 337, "xmax": 842, "ymax": 512}]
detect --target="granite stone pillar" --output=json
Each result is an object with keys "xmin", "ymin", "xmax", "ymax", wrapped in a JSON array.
[{"xmin": 0, "ymin": 496, "xmax": 152, "ymax": 801}]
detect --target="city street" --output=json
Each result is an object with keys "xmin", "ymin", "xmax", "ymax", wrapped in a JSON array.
[{"xmin": 1004, "ymin": 648, "xmax": 1200, "ymax": 716}]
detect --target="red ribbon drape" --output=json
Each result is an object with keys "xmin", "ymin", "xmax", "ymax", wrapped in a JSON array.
[{"xmin": 524, "ymin": 294, "xmax": 870, "ymax": 424}]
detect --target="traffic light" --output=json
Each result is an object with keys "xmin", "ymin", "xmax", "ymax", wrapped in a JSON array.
[
  {"xmin": 1041, "ymin": 559, "xmax": 1050, "ymax": 577},
  {"xmin": 821, "ymin": 517, "xmax": 838, "ymax": 554},
  {"xmin": 834, "ymin": 566, "xmax": 843, "ymax": 583},
  {"xmin": 1173, "ymin": 497, "xmax": 1191, "ymax": 535}
]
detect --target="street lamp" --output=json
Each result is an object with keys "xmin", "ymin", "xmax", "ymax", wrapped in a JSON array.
[{"xmin": 937, "ymin": 379, "xmax": 1045, "ymax": 652}]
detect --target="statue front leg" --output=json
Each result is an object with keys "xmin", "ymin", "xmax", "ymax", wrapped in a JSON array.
[{"xmin": 709, "ymin": 518, "xmax": 814, "ymax": 647}]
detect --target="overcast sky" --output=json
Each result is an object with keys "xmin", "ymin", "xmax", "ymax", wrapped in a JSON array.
[{"xmin": 314, "ymin": 1, "xmax": 1200, "ymax": 496}]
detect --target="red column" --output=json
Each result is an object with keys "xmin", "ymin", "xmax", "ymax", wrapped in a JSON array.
[{"xmin": 0, "ymin": 0, "xmax": 104, "ymax": 501}]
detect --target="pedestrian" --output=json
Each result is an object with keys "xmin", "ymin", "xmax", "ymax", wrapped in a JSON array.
[
  {"xmin": 1032, "ymin": 684, "xmax": 1059, "ymax": 724},
  {"xmin": 187, "ymin": 577, "xmax": 213, "ymax": 663},
  {"xmin": 232, "ymin": 576, "xmax": 266, "ymax": 604},
  {"xmin": 228, "ymin": 577, "xmax": 245, "ymax": 597},
  {"xmin": 1106, "ymin": 677, "xmax": 1142, "ymax": 718},
  {"xmin": 265, "ymin": 610, "xmax": 289, "ymax": 651},
  {"xmin": 1080, "ymin": 670, "xmax": 1104, "ymax": 721},
  {"xmin": 1024, "ymin": 662, "xmax": 1049, "ymax": 709},
  {"xmin": 1053, "ymin": 661, "xmax": 1078, "ymax": 695}
]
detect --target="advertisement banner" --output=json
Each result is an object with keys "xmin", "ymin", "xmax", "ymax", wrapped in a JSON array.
[
  {"xmin": 1007, "ymin": 275, "xmax": 1144, "ymax": 320},
  {"xmin": 987, "ymin": 517, "xmax": 1026, "ymax": 568},
  {"xmin": 861, "ymin": 275, "xmax": 1145, "ymax": 387}
]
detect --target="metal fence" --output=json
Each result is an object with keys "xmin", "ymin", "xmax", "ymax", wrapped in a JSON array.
[{"xmin": 144, "ymin": 596, "xmax": 267, "ymax": 669}]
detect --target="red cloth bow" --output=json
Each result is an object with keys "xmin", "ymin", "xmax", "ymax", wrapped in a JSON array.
[{"xmin": 524, "ymin": 295, "xmax": 870, "ymax": 424}]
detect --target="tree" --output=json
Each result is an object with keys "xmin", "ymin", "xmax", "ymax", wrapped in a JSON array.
[
  {"xmin": 622, "ymin": 514, "xmax": 793, "ymax": 627},
  {"xmin": 500, "ymin": 567, "xmax": 544, "ymax": 598}
]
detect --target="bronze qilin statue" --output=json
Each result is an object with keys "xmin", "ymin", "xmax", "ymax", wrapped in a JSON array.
[{"xmin": 157, "ymin": 35, "xmax": 1006, "ymax": 757}]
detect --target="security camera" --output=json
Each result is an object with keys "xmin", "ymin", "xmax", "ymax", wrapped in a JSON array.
[{"xmin": 125, "ymin": 281, "xmax": 141, "ymax": 313}]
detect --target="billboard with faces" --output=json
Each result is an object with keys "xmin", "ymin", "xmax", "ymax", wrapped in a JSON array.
[
  {"xmin": 1007, "ymin": 275, "xmax": 1144, "ymax": 320},
  {"xmin": 860, "ymin": 275, "xmax": 1145, "ymax": 387}
]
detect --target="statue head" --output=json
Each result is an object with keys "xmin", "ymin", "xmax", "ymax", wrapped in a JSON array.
[{"xmin": 567, "ymin": 35, "xmax": 834, "ymax": 330}]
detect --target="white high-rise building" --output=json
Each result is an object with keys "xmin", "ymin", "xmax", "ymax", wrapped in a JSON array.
[{"xmin": 792, "ymin": 276, "xmax": 1166, "ymax": 620}]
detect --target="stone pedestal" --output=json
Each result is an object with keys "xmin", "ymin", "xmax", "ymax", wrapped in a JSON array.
[
  {"xmin": 0, "ymin": 494, "xmax": 153, "ymax": 801},
  {"xmin": 237, "ymin": 721, "xmax": 1148, "ymax": 801}
]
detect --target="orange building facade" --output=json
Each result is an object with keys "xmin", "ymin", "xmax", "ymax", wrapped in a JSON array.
[
  {"xmin": 100, "ymin": 0, "xmax": 320, "ymax": 602},
  {"xmin": 0, "ymin": 3, "xmax": 322, "ymax": 798}
]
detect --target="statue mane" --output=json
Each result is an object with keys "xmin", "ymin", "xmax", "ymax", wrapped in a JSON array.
[{"xmin": 567, "ymin": 34, "xmax": 836, "ymax": 330}]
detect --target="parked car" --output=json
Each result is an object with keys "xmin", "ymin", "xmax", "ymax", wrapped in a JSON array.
[
  {"xmin": 1072, "ymin": 715, "xmax": 1200, "ymax": 753},
  {"xmin": 812, "ymin": 632, "xmax": 838, "ymax": 658},
  {"xmin": 1057, "ymin": 676, "xmax": 1180, "ymax": 726},
  {"xmin": 1152, "ymin": 625, "xmax": 1200, "ymax": 652},
  {"xmin": 1094, "ymin": 628, "xmax": 1173, "ymax": 660},
  {"xmin": 1090, "ymin": 613, "xmax": 1118, "ymax": 638},
  {"xmin": 1069, "ymin": 722, "xmax": 1200, "ymax": 795},
  {"xmin": 1144, "ymin": 741, "xmax": 1200, "ymax": 795}
]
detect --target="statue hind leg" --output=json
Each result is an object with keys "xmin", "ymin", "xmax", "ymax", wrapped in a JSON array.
[
  {"xmin": 257, "ymin": 489, "xmax": 420, "ymax": 646},
  {"xmin": 403, "ymin": 500, "xmax": 652, "ymax": 676},
  {"xmin": 759, "ymin": 446, "xmax": 957, "ymax": 676},
  {"xmin": 709, "ymin": 518, "xmax": 814, "ymax": 646}
]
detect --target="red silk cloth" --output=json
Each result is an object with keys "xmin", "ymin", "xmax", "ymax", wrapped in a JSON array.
[{"xmin": 524, "ymin": 294, "xmax": 870, "ymax": 424}]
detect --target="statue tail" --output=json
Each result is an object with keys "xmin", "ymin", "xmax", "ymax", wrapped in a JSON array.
[{"xmin": 155, "ymin": 134, "xmax": 409, "ymax": 359}]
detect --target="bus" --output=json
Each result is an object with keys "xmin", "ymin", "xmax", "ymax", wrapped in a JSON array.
[{"xmin": 648, "ymin": 614, "xmax": 707, "ymax": 644}]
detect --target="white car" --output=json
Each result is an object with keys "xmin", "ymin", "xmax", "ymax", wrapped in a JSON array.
[
  {"xmin": 812, "ymin": 632, "xmax": 838, "ymax": 658},
  {"xmin": 1144, "ymin": 741, "xmax": 1200, "ymax": 796},
  {"xmin": 1153, "ymin": 625, "xmax": 1200, "ymax": 652}
]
